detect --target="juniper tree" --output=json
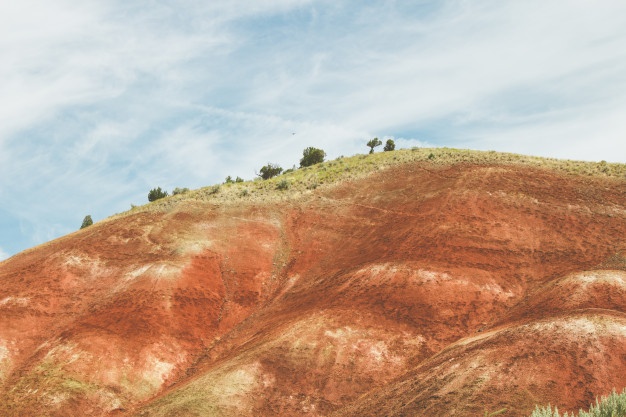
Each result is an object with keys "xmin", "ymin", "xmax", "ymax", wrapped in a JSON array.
[{"xmin": 367, "ymin": 137, "xmax": 382, "ymax": 154}]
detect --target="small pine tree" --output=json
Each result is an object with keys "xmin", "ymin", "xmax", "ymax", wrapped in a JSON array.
[
  {"xmin": 80, "ymin": 215, "xmax": 93, "ymax": 229},
  {"xmin": 367, "ymin": 137, "xmax": 382, "ymax": 154},
  {"xmin": 384, "ymin": 139, "xmax": 395, "ymax": 152},
  {"xmin": 148, "ymin": 187, "xmax": 168, "ymax": 202}
]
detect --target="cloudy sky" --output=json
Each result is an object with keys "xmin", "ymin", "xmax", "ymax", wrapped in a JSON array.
[{"xmin": 1, "ymin": 0, "xmax": 625, "ymax": 260}]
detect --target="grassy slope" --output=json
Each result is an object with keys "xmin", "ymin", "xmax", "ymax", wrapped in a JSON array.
[{"xmin": 114, "ymin": 147, "xmax": 626, "ymax": 217}]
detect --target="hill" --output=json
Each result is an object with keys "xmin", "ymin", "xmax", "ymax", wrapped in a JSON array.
[{"xmin": 1, "ymin": 148, "xmax": 626, "ymax": 416}]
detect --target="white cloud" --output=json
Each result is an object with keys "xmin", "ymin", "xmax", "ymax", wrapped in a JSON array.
[{"xmin": 0, "ymin": 247, "xmax": 9, "ymax": 262}]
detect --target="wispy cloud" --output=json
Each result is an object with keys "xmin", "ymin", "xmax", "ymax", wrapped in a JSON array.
[{"xmin": 1, "ymin": 0, "xmax": 625, "ymax": 256}]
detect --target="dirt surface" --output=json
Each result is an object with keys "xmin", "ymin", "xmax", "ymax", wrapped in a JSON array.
[{"xmin": 1, "ymin": 159, "xmax": 626, "ymax": 416}]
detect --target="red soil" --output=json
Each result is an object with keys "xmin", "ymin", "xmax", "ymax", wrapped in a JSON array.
[{"xmin": 1, "ymin": 161, "xmax": 626, "ymax": 416}]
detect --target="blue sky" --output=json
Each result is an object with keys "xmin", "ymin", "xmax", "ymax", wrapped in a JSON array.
[{"xmin": 1, "ymin": 0, "xmax": 626, "ymax": 260}]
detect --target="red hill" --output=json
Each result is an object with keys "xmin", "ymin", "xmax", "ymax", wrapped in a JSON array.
[{"xmin": 1, "ymin": 149, "xmax": 625, "ymax": 416}]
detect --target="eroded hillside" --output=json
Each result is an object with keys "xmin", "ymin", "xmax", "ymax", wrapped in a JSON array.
[{"xmin": 1, "ymin": 149, "xmax": 626, "ymax": 416}]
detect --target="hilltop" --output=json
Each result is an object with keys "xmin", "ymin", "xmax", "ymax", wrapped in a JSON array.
[{"xmin": 1, "ymin": 148, "xmax": 626, "ymax": 416}]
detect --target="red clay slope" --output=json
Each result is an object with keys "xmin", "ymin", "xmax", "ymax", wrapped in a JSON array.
[{"xmin": 1, "ymin": 157, "xmax": 626, "ymax": 416}]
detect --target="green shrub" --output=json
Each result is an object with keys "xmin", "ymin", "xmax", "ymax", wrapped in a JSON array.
[
  {"xmin": 148, "ymin": 187, "xmax": 168, "ymax": 202},
  {"xmin": 384, "ymin": 139, "xmax": 395, "ymax": 151},
  {"xmin": 208, "ymin": 185, "xmax": 220, "ymax": 195},
  {"xmin": 226, "ymin": 176, "xmax": 244, "ymax": 184},
  {"xmin": 258, "ymin": 163, "xmax": 283, "ymax": 180},
  {"xmin": 172, "ymin": 187, "xmax": 189, "ymax": 195},
  {"xmin": 80, "ymin": 215, "xmax": 93, "ymax": 229},
  {"xmin": 276, "ymin": 180, "xmax": 289, "ymax": 190},
  {"xmin": 300, "ymin": 147, "xmax": 326, "ymax": 167},
  {"xmin": 530, "ymin": 388, "xmax": 626, "ymax": 417}
]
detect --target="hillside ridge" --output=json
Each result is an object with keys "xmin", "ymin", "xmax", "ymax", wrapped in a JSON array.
[{"xmin": 1, "ymin": 149, "xmax": 626, "ymax": 416}]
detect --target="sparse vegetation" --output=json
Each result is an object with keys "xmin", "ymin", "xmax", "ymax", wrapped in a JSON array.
[
  {"xmin": 108, "ymin": 148, "xmax": 625, "ymax": 219},
  {"xmin": 300, "ymin": 147, "xmax": 326, "ymax": 167},
  {"xmin": 80, "ymin": 215, "xmax": 93, "ymax": 229},
  {"xmin": 367, "ymin": 137, "xmax": 382, "ymax": 154},
  {"xmin": 148, "ymin": 187, "xmax": 168, "ymax": 202},
  {"xmin": 258, "ymin": 163, "xmax": 283, "ymax": 180},
  {"xmin": 384, "ymin": 139, "xmax": 395, "ymax": 152},
  {"xmin": 172, "ymin": 187, "xmax": 189, "ymax": 195},
  {"xmin": 530, "ymin": 389, "xmax": 626, "ymax": 417},
  {"xmin": 225, "ymin": 176, "xmax": 244, "ymax": 184}
]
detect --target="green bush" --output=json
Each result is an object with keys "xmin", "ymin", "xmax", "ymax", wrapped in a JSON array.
[
  {"xmin": 226, "ymin": 176, "xmax": 245, "ymax": 183},
  {"xmin": 530, "ymin": 389, "xmax": 626, "ymax": 417},
  {"xmin": 172, "ymin": 187, "xmax": 189, "ymax": 195},
  {"xmin": 148, "ymin": 187, "xmax": 168, "ymax": 202},
  {"xmin": 258, "ymin": 163, "xmax": 283, "ymax": 180},
  {"xmin": 384, "ymin": 139, "xmax": 395, "ymax": 151},
  {"xmin": 300, "ymin": 147, "xmax": 326, "ymax": 167},
  {"xmin": 80, "ymin": 215, "xmax": 93, "ymax": 229},
  {"xmin": 276, "ymin": 180, "xmax": 289, "ymax": 190}
]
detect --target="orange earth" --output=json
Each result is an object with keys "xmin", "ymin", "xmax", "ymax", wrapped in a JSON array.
[{"xmin": 1, "ymin": 158, "xmax": 626, "ymax": 416}]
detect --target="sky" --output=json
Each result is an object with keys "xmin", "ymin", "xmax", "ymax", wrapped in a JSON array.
[{"xmin": 1, "ymin": 0, "xmax": 626, "ymax": 260}]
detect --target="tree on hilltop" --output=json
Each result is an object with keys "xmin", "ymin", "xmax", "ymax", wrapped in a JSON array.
[
  {"xmin": 80, "ymin": 215, "xmax": 93, "ymax": 229},
  {"xmin": 300, "ymin": 147, "xmax": 326, "ymax": 167},
  {"xmin": 384, "ymin": 139, "xmax": 395, "ymax": 152},
  {"xmin": 258, "ymin": 163, "xmax": 283, "ymax": 180},
  {"xmin": 148, "ymin": 187, "xmax": 168, "ymax": 202},
  {"xmin": 367, "ymin": 137, "xmax": 382, "ymax": 154}
]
